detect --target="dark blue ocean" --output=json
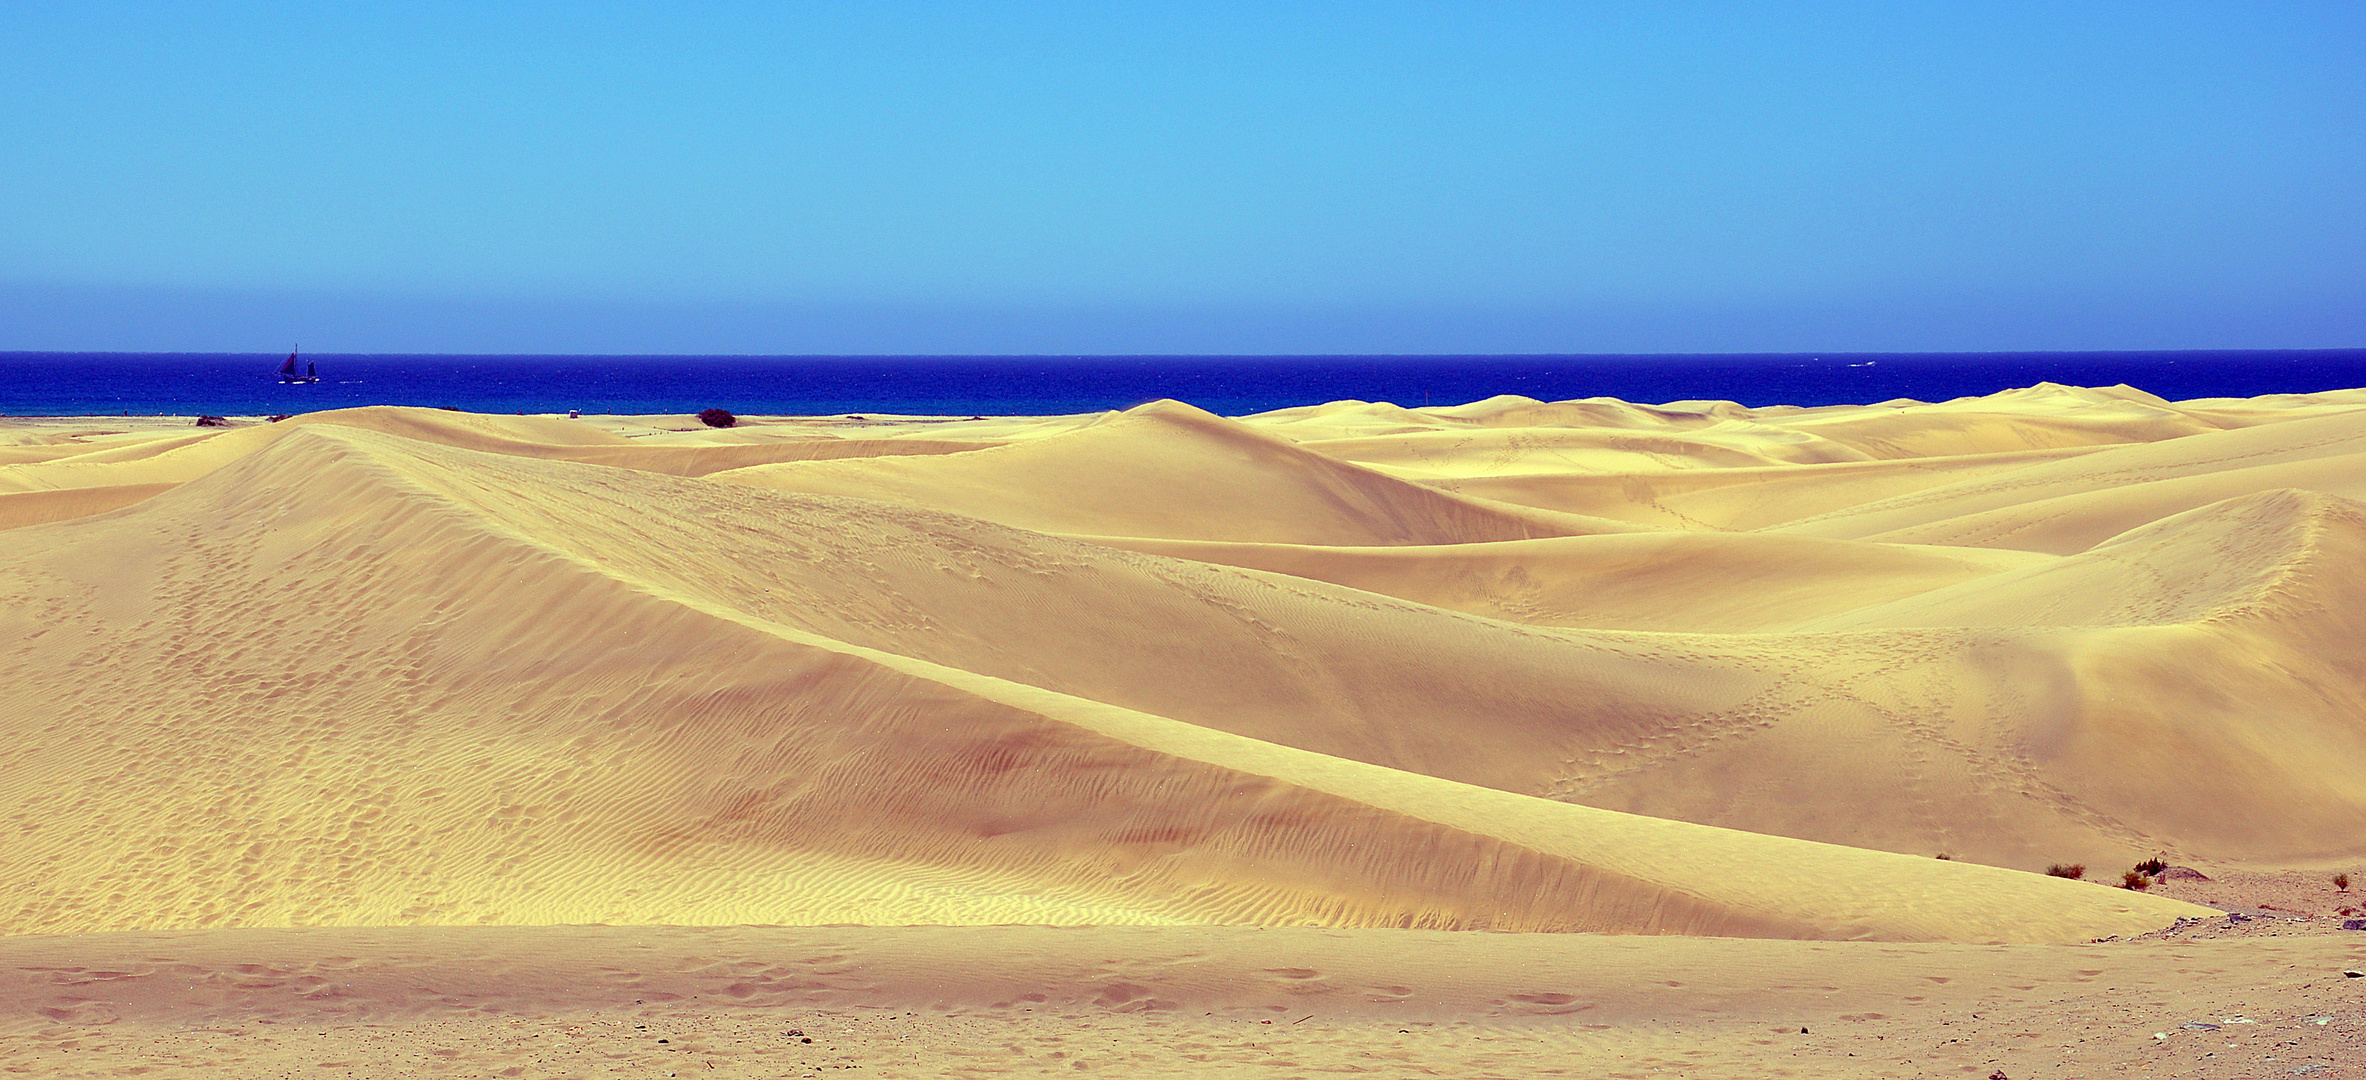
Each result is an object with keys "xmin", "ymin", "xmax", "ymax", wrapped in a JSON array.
[{"xmin": 4, "ymin": 351, "xmax": 2364, "ymax": 418}]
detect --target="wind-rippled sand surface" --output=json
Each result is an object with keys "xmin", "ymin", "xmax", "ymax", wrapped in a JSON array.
[{"xmin": 3, "ymin": 386, "xmax": 2363, "ymax": 1076}]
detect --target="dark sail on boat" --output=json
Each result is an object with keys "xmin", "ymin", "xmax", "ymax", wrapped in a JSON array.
[{"xmin": 278, "ymin": 347, "xmax": 318, "ymax": 384}]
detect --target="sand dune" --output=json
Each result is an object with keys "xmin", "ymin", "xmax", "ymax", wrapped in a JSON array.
[
  {"xmin": 0, "ymin": 408, "xmax": 1005, "ymax": 531},
  {"xmin": 1815, "ymin": 488, "xmax": 2366, "ymax": 630},
  {"xmin": 75, "ymin": 422, "xmax": 2360, "ymax": 871},
  {"xmin": 0, "ymin": 422, "xmax": 2201, "ymax": 941},
  {"xmin": 1090, "ymin": 532, "xmax": 2043, "ymax": 632},
  {"xmin": 1422, "ymin": 446, "xmax": 2108, "ymax": 530},
  {"xmin": 12, "ymin": 386, "xmax": 2366, "ymax": 1072},
  {"xmin": 1294, "ymin": 424, "xmax": 1877, "ymax": 478},
  {"xmin": 8, "ymin": 388, "xmax": 2366, "ymax": 931},
  {"xmin": 0, "ymin": 483, "xmax": 178, "ymax": 531},
  {"xmin": 1774, "ymin": 406, "xmax": 2366, "ymax": 548},
  {"xmin": 710, "ymin": 399, "xmax": 1624, "ymax": 544}
]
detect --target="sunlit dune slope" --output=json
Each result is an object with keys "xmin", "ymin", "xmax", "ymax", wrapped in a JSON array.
[
  {"xmin": 1748, "ymin": 383, "xmax": 2234, "ymax": 457},
  {"xmin": 1771, "ymin": 407, "xmax": 2366, "ymax": 552},
  {"xmin": 1086, "ymin": 533, "xmax": 2042, "ymax": 632},
  {"xmin": 1800, "ymin": 489, "xmax": 2366, "ymax": 862},
  {"xmin": 1292, "ymin": 425, "xmax": 1876, "ymax": 478},
  {"xmin": 0, "ymin": 424, "xmax": 2202, "ymax": 942},
  {"xmin": 1282, "ymin": 384, "xmax": 2344, "ymax": 535},
  {"xmin": 1256, "ymin": 384, "xmax": 2236, "ymax": 456},
  {"xmin": 1420, "ymin": 448, "xmax": 2106, "ymax": 531},
  {"xmin": 1813, "ymin": 487, "xmax": 2366, "ymax": 630},
  {"xmin": 710, "ymin": 399, "xmax": 1627, "ymax": 544}
]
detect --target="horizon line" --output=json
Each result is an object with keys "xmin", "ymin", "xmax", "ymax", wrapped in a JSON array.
[{"xmin": 8, "ymin": 346, "xmax": 2365, "ymax": 360}]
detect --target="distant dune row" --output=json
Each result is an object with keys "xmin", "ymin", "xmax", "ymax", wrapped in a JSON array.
[{"xmin": 10, "ymin": 385, "xmax": 2365, "ymax": 942}]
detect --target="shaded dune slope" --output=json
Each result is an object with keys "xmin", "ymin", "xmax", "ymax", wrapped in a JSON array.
[
  {"xmin": 0, "ymin": 483, "xmax": 180, "ymax": 532},
  {"xmin": 0, "ymin": 425, "xmax": 2199, "ymax": 941}
]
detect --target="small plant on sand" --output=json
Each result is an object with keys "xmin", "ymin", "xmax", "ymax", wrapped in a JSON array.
[
  {"xmin": 2134, "ymin": 857, "xmax": 2167, "ymax": 876},
  {"xmin": 699, "ymin": 408, "xmax": 737, "ymax": 428},
  {"xmin": 2122, "ymin": 870, "xmax": 2152, "ymax": 890},
  {"xmin": 1934, "ymin": 853, "xmax": 1951, "ymax": 860},
  {"xmin": 2046, "ymin": 864, "xmax": 2086, "ymax": 880},
  {"xmin": 194, "ymin": 415, "xmax": 228, "ymax": 427},
  {"xmin": 2338, "ymin": 873, "xmax": 2351, "ymax": 891}
]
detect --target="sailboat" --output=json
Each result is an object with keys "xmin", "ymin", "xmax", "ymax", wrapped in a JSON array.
[{"xmin": 278, "ymin": 345, "xmax": 319, "ymax": 384}]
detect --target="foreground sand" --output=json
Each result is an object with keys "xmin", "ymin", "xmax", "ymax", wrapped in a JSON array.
[
  {"xmin": 2, "ymin": 923, "xmax": 2360, "ymax": 1078},
  {"xmin": 5, "ymin": 385, "xmax": 2366, "ymax": 1073}
]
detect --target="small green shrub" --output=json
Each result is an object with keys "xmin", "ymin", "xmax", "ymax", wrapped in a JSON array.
[
  {"xmin": 699, "ymin": 408, "xmax": 737, "ymax": 428},
  {"xmin": 2134, "ymin": 858, "xmax": 2167, "ymax": 876},
  {"xmin": 2122, "ymin": 870, "xmax": 2151, "ymax": 890},
  {"xmin": 2337, "ymin": 873, "xmax": 2351, "ymax": 891},
  {"xmin": 2046, "ymin": 864, "xmax": 2086, "ymax": 880}
]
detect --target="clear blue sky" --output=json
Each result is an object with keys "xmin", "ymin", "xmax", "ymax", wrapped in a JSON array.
[{"xmin": 3, "ymin": 2, "xmax": 2359, "ymax": 354}]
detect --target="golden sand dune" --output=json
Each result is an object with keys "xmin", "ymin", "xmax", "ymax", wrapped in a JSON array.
[
  {"xmin": 14, "ymin": 387, "xmax": 2366, "ymax": 1075},
  {"xmin": 1816, "ymin": 487, "xmax": 2366, "ymax": 629},
  {"xmin": 1426, "ymin": 446, "xmax": 2109, "ymax": 530},
  {"xmin": 709, "ymin": 399, "xmax": 1625, "ymax": 543},
  {"xmin": 0, "ymin": 423, "xmax": 2196, "ymax": 941},
  {"xmin": 1090, "ymin": 532, "xmax": 2043, "ymax": 632},
  {"xmin": 10, "ymin": 386, "xmax": 2366, "ymax": 955},
  {"xmin": 0, "ymin": 408, "xmax": 1003, "ymax": 502},
  {"xmin": 1773, "ymin": 406, "xmax": 2366, "ymax": 550},
  {"xmin": 1294, "ymin": 424, "xmax": 1879, "ymax": 477}
]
